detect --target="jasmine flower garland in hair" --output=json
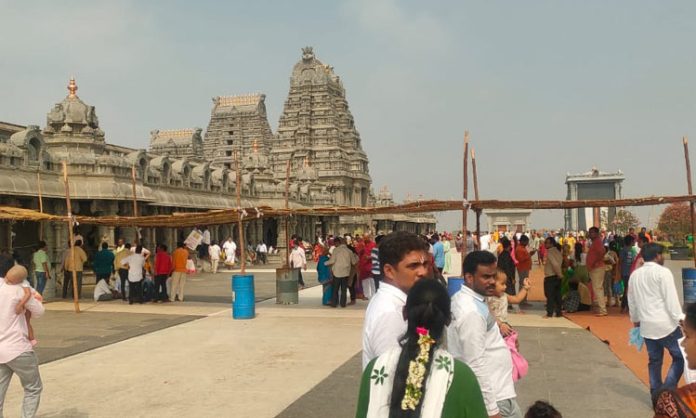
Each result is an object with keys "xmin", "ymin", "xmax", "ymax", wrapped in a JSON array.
[{"xmin": 401, "ymin": 327, "xmax": 436, "ymax": 411}]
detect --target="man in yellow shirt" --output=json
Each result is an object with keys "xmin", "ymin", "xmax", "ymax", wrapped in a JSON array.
[
  {"xmin": 566, "ymin": 233, "xmax": 577, "ymax": 258},
  {"xmin": 62, "ymin": 240, "xmax": 88, "ymax": 299}
]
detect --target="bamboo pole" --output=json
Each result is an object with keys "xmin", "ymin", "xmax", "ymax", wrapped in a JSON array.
[
  {"xmin": 471, "ymin": 148, "xmax": 481, "ymax": 247},
  {"xmin": 235, "ymin": 151, "xmax": 246, "ymax": 274},
  {"xmin": 683, "ymin": 137, "xmax": 696, "ymax": 268},
  {"xmin": 283, "ymin": 159, "xmax": 291, "ymax": 268},
  {"xmin": 61, "ymin": 161, "xmax": 80, "ymax": 313},
  {"xmin": 462, "ymin": 131, "xmax": 470, "ymax": 270},
  {"xmin": 37, "ymin": 171, "xmax": 44, "ymax": 241},
  {"xmin": 131, "ymin": 165, "xmax": 139, "ymax": 244}
]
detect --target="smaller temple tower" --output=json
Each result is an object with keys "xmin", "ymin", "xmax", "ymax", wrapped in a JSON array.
[{"xmin": 203, "ymin": 94, "xmax": 273, "ymax": 170}]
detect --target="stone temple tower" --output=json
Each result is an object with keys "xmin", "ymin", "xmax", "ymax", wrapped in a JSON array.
[
  {"xmin": 203, "ymin": 94, "xmax": 273, "ymax": 170},
  {"xmin": 272, "ymin": 46, "xmax": 371, "ymax": 206}
]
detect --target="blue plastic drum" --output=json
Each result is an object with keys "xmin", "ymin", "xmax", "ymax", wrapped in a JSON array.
[
  {"xmin": 447, "ymin": 277, "xmax": 465, "ymax": 297},
  {"xmin": 232, "ymin": 274, "xmax": 255, "ymax": 319},
  {"xmin": 683, "ymin": 268, "xmax": 696, "ymax": 305}
]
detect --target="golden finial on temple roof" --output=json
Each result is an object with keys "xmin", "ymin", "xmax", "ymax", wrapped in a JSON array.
[{"xmin": 67, "ymin": 77, "xmax": 78, "ymax": 98}]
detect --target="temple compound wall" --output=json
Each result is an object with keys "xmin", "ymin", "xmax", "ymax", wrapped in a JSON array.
[{"xmin": 0, "ymin": 48, "xmax": 435, "ymax": 298}]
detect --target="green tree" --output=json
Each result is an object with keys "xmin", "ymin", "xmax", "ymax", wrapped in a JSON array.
[
  {"xmin": 612, "ymin": 209, "xmax": 640, "ymax": 235},
  {"xmin": 658, "ymin": 203, "xmax": 692, "ymax": 243}
]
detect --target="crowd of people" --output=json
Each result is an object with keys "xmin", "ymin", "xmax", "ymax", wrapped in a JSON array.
[
  {"xmin": 353, "ymin": 225, "xmax": 691, "ymax": 417},
  {"xmin": 1, "ymin": 220, "xmax": 690, "ymax": 417},
  {"xmin": 449, "ymin": 226, "xmax": 659, "ymax": 320},
  {"xmin": 357, "ymin": 230, "xmax": 562, "ymax": 418}
]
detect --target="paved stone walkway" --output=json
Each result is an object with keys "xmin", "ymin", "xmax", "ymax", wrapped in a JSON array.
[
  {"xmin": 3, "ymin": 286, "xmax": 653, "ymax": 417},
  {"xmin": 276, "ymin": 307, "xmax": 652, "ymax": 418}
]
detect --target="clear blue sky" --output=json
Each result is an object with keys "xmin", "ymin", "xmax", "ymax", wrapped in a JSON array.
[{"xmin": 2, "ymin": 1, "xmax": 695, "ymax": 230}]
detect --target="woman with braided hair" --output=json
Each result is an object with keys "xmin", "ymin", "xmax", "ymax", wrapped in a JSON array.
[{"xmin": 356, "ymin": 279, "xmax": 487, "ymax": 418}]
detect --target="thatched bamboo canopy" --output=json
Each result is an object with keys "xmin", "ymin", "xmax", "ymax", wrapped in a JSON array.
[{"xmin": 1, "ymin": 194, "xmax": 694, "ymax": 228}]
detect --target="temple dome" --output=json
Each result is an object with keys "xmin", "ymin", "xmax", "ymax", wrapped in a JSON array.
[{"xmin": 43, "ymin": 78, "xmax": 104, "ymax": 140}]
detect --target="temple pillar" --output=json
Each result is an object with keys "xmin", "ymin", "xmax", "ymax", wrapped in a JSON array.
[
  {"xmin": 0, "ymin": 221, "xmax": 10, "ymax": 250},
  {"xmin": 254, "ymin": 220, "xmax": 263, "ymax": 246},
  {"xmin": 46, "ymin": 221, "xmax": 68, "ymax": 299}
]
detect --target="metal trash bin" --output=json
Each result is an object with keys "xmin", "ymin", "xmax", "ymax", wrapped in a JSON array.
[
  {"xmin": 683, "ymin": 268, "xmax": 696, "ymax": 305},
  {"xmin": 671, "ymin": 247, "xmax": 690, "ymax": 260},
  {"xmin": 276, "ymin": 267, "xmax": 300, "ymax": 304}
]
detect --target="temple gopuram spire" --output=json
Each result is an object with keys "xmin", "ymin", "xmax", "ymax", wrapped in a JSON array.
[
  {"xmin": 67, "ymin": 77, "xmax": 78, "ymax": 98},
  {"xmin": 272, "ymin": 46, "xmax": 371, "ymax": 206}
]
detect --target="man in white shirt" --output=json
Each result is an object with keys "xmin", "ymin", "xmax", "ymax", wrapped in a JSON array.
[
  {"xmin": 479, "ymin": 232, "xmax": 492, "ymax": 252},
  {"xmin": 223, "ymin": 237, "xmax": 237, "ymax": 266},
  {"xmin": 628, "ymin": 243, "xmax": 684, "ymax": 400},
  {"xmin": 202, "ymin": 227, "xmax": 211, "ymax": 246},
  {"xmin": 447, "ymin": 250, "xmax": 520, "ymax": 418},
  {"xmin": 289, "ymin": 242, "xmax": 307, "ymax": 288},
  {"xmin": 0, "ymin": 265, "xmax": 45, "ymax": 417},
  {"xmin": 93, "ymin": 278, "xmax": 114, "ymax": 302},
  {"xmin": 208, "ymin": 241, "xmax": 222, "ymax": 274},
  {"xmin": 121, "ymin": 246, "xmax": 146, "ymax": 305},
  {"xmin": 361, "ymin": 231, "xmax": 430, "ymax": 369},
  {"xmin": 256, "ymin": 242, "xmax": 268, "ymax": 264}
]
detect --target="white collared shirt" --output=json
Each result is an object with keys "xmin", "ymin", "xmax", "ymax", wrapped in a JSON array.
[
  {"xmin": 628, "ymin": 261, "xmax": 684, "ymax": 340},
  {"xmin": 447, "ymin": 285, "xmax": 515, "ymax": 416},
  {"xmin": 0, "ymin": 279, "xmax": 45, "ymax": 363},
  {"xmin": 361, "ymin": 282, "xmax": 407, "ymax": 370}
]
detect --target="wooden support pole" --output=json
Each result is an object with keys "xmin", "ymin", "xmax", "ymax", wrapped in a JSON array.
[
  {"xmin": 61, "ymin": 161, "xmax": 80, "ymax": 313},
  {"xmin": 683, "ymin": 137, "xmax": 696, "ymax": 268},
  {"xmin": 37, "ymin": 171, "xmax": 44, "ymax": 241},
  {"xmin": 131, "ymin": 165, "xmax": 139, "ymax": 245},
  {"xmin": 283, "ymin": 159, "xmax": 291, "ymax": 268},
  {"xmin": 471, "ymin": 148, "xmax": 481, "ymax": 247},
  {"xmin": 235, "ymin": 151, "xmax": 246, "ymax": 274},
  {"xmin": 462, "ymin": 131, "xmax": 470, "ymax": 270}
]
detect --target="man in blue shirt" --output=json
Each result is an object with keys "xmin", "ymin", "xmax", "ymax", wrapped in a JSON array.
[{"xmin": 432, "ymin": 234, "xmax": 445, "ymax": 274}]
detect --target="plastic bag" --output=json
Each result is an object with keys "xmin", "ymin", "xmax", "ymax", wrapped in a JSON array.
[
  {"xmin": 504, "ymin": 331, "xmax": 529, "ymax": 382},
  {"xmin": 186, "ymin": 259, "xmax": 196, "ymax": 274},
  {"xmin": 629, "ymin": 327, "xmax": 644, "ymax": 351}
]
